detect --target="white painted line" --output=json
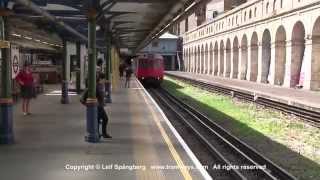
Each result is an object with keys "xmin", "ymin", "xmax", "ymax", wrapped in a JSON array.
[{"xmin": 136, "ymin": 79, "xmax": 212, "ymax": 180}]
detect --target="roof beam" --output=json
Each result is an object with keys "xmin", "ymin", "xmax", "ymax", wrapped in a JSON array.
[
  {"xmin": 12, "ymin": 0, "xmax": 88, "ymax": 42},
  {"xmin": 115, "ymin": 0, "xmax": 169, "ymax": 3}
]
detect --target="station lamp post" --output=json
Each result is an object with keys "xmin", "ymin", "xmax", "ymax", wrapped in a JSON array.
[
  {"xmin": 60, "ymin": 40, "xmax": 70, "ymax": 104},
  {"xmin": 76, "ymin": 41, "xmax": 81, "ymax": 94},
  {"xmin": 105, "ymin": 26, "xmax": 112, "ymax": 103},
  {"xmin": 0, "ymin": 0, "xmax": 14, "ymax": 144},
  {"xmin": 85, "ymin": 2, "xmax": 99, "ymax": 143}
]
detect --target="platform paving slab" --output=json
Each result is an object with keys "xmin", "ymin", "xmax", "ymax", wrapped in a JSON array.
[{"xmin": 0, "ymin": 82, "xmax": 206, "ymax": 180}]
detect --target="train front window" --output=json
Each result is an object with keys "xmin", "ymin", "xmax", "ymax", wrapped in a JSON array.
[{"xmin": 139, "ymin": 59, "xmax": 149, "ymax": 68}]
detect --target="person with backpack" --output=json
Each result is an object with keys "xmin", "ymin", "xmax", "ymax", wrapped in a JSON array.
[{"xmin": 81, "ymin": 73, "xmax": 111, "ymax": 138}]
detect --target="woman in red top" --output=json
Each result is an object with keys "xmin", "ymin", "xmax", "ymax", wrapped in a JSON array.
[{"xmin": 16, "ymin": 63, "xmax": 34, "ymax": 115}]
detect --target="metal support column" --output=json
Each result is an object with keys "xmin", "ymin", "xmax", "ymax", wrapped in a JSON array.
[
  {"xmin": 105, "ymin": 31, "xmax": 112, "ymax": 103},
  {"xmin": 76, "ymin": 41, "xmax": 81, "ymax": 94},
  {"xmin": 0, "ymin": 14, "xmax": 14, "ymax": 144},
  {"xmin": 61, "ymin": 40, "xmax": 69, "ymax": 104},
  {"xmin": 85, "ymin": 9, "xmax": 99, "ymax": 143}
]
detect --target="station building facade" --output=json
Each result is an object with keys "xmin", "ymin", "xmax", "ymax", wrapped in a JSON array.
[
  {"xmin": 177, "ymin": 0, "xmax": 320, "ymax": 91},
  {"xmin": 139, "ymin": 33, "xmax": 180, "ymax": 71}
]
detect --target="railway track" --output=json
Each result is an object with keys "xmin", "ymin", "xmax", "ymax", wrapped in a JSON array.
[
  {"xmin": 165, "ymin": 74, "xmax": 320, "ymax": 128},
  {"xmin": 149, "ymin": 87, "xmax": 297, "ymax": 180}
]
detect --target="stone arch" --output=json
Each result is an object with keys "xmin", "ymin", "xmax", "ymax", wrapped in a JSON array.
[
  {"xmin": 311, "ymin": 17, "xmax": 320, "ymax": 90},
  {"xmin": 183, "ymin": 49, "xmax": 186, "ymax": 71},
  {"xmin": 240, "ymin": 35, "xmax": 248, "ymax": 80},
  {"xmin": 186, "ymin": 49, "xmax": 188, "ymax": 71},
  {"xmin": 244, "ymin": 11, "xmax": 247, "ymax": 22},
  {"xmin": 250, "ymin": 32, "xmax": 259, "ymax": 82},
  {"xmin": 197, "ymin": 45, "xmax": 201, "ymax": 73},
  {"xmin": 214, "ymin": 41, "xmax": 219, "ymax": 75},
  {"xmin": 274, "ymin": 26, "xmax": 286, "ymax": 86},
  {"xmin": 261, "ymin": 29, "xmax": 271, "ymax": 83},
  {"xmin": 194, "ymin": 46, "xmax": 197, "ymax": 73},
  {"xmin": 200, "ymin": 44, "xmax": 205, "ymax": 74},
  {"xmin": 201, "ymin": 45, "xmax": 204, "ymax": 74},
  {"xmin": 226, "ymin": 39, "xmax": 231, "ymax": 77},
  {"xmin": 209, "ymin": 42, "xmax": 213, "ymax": 74},
  {"xmin": 232, "ymin": 36, "xmax": 239, "ymax": 78},
  {"xmin": 290, "ymin": 21, "xmax": 305, "ymax": 87},
  {"xmin": 205, "ymin": 43, "xmax": 209, "ymax": 74},
  {"xmin": 192, "ymin": 47, "xmax": 196, "ymax": 73},
  {"xmin": 219, "ymin": 40, "xmax": 225, "ymax": 76},
  {"xmin": 191, "ymin": 47, "xmax": 195, "ymax": 72},
  {"xmin": 187, "ymin": 48, "xmax": 190, "ymax": 72}
]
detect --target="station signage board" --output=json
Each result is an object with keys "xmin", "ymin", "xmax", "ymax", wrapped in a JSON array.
[
  {"xmin": 11, "ymin": 44, "xmax": 20, "ymax": 78},
  {"xmin": 0, "ymin": 40, "xmax": 9, "ymax": 48}
]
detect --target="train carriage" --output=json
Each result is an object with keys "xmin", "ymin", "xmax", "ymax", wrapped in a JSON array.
[{"xmin": 134, "ymin": 54, "xmax": 164, "ymax": 87}]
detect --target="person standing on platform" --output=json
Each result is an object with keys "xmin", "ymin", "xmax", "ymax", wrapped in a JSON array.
[
  {"xmin": 82, "ymin": 73, "xmax": 112, "ymax": 138},
  {"xmin": 125, "ymin": 65, "xmax": 133, "ymax": 88},
  {"xmin": 119, "ymin": 63, "xmax": 126, "ymax": 80},
  {"xmin": 96, "ymin": 73, "xmax": 112, "ymax": 138},
  {"xmin": 16, "ymin": 63, "xmax": 34, "ymax": 116}
]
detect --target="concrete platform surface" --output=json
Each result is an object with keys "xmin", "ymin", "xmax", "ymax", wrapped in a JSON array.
[
  {"xmin": 166, "ymin": 71, "xmax": 320, "ymax": 112},
  {"xmin": 0, "ymin": 80, "xmax": 207, "ymax": 180}
]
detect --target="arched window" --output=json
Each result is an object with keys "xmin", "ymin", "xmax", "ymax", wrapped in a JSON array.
[
  {"xmin": 232, "ymin": 17, "xmax": 234, "ymax": 26},
  {"xmin": 244, "ymin": 11, "xmax": 247, "ymax": 21},
  {"xmin": 280, "ymin": 0, "xmax": 283, "ymax": 8},
  {"xmin": 249, "ymin": 10, "xmax": 252, "ymax": 19},
  {"xmin": 254, "ymin": 7, "xmax": 257, "ymax": 17},
  {"xmin": 273, "ymin": 0, "xmax": 276, "ymax": 11},
  {"xmin": 236, "ymin": 15, "xmax": 238, "ymax": 24},
  {"xmin": 266, "ymin": 2, "xmax": 269, "ymax": 14}
]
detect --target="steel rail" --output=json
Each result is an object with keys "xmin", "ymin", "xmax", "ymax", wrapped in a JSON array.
[
  {"xmin": 149, "ymin": 89, "xmax": 246, "ymax": 180},
  {"xmin": 149, "ymin": 87, "xmax": 296, "ymax": 180},
  {"xmin": 159, "ymin": 87, "xmax": 297, "ymax": 180},
  {"xmin": 166, "ymin": 73, "xmax": 320, "ymax": 128}
]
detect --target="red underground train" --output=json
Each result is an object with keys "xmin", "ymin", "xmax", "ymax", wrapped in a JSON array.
[{"xmin": 134, "ymin": 54, "xmax": 164, "ymax": 87}]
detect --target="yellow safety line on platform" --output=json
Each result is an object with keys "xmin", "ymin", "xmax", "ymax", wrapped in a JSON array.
[{"xmin": 140, "ymin": 90, "xmax": 193, "ymax": 180}]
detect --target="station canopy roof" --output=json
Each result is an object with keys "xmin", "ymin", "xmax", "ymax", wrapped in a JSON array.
[{"xmin": 11, "ymin": 0, "xmax": 199, "ymax": 53}]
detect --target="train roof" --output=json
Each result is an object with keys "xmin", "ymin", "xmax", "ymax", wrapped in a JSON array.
[{"xmin": 138, "ymin": 54, "xmax": 163, "ymax": 60}]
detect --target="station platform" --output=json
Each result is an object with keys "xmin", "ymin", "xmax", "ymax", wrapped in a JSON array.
[
  {"xmin": 165, "ymin": 71, "xmax": 320, "ymax": 113},
  {"xmin": 0, "ymin": 80, "xmax": 208, "ymax": 180}
]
